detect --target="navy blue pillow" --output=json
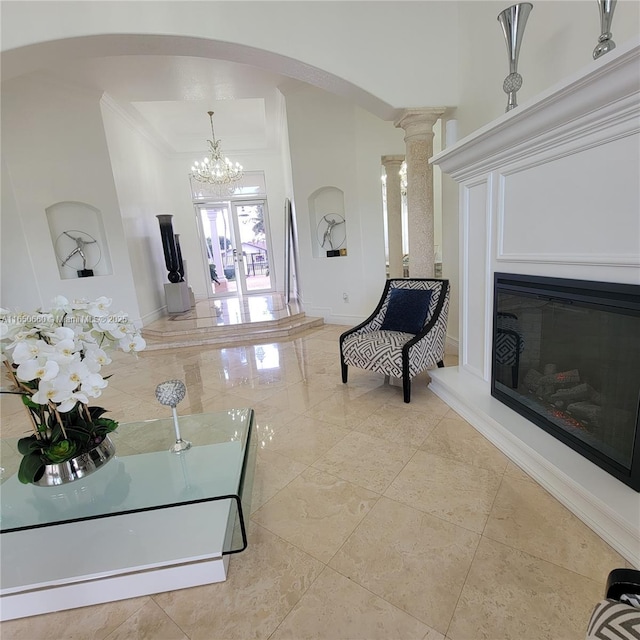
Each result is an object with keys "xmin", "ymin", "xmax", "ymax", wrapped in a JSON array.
[{"xmin": 380, "ymin": 288, "xmax": 432, "ymax": 334}]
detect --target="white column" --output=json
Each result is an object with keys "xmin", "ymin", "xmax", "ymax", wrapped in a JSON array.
[
  {"xmin": 394, "ymin": 108, "xmax": 445, "ymax": 277},
  {"xmin": 381, "ymin": 155, "xmax": 405, "ymax": 279}
]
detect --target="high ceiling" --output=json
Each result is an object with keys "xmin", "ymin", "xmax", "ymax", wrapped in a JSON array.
[{"xmin": 22, "ymin": 54, "xmax": 303, "ymax": 155}]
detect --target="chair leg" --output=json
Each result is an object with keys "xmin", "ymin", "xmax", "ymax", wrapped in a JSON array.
[
  {"xmin": 403, "ymin": 378, "xmax": 411, "ymax": 403},
  {"xmin": 437, "ymin": 360, "xmax": 445, "ymax": 368},
  {"xmin": 341, "ymin": 360, "xmax": 348, "ymax": 383}
]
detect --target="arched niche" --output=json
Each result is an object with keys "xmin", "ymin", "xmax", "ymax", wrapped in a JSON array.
[
  {"xmin": 308, "ymin": 186, "xmax": 347, "ymax": 259},
  {"xmin": 46, "ymin": 201, "xmax": 113, "ymax": 279}
]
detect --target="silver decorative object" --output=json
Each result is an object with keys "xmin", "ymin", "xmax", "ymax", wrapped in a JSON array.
[
  {"xmin": 33, "ymin": 436, "xmax": 116, "ymax": 486},
  {"xmin": 497, "ymin": 3, "xmax": 533, "ymax": 112},
  {"xmin": 155, "ymin": 380, "xmax": 191, "ymax": 453},
  {"xmin": 593, "ymin": 0, "xmax": 617, "ymax": 59}
]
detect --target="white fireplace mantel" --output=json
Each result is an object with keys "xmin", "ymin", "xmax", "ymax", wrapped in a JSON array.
[
  {"xmin": 434, "ymin": 37, "xmax": 640, "ymax": 184},
  {"xmin": 430, "ymin": 37, "xmax": 640, "ymax": 566}
]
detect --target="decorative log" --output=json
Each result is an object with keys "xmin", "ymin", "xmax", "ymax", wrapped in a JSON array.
[
  {"xmin": 535, "ymin": 384, "xmax": 555, "ymax": 400},
  {"xmin": 566, "ymin": 401, "xmax": 601, "ymax": 426},
  {"xmin": 537, "ymin": 369, "xmax": 580, "ymax": 389},
  {"xmin": 550, "ymin": 383, "xmax": 591, "ymax": 404}
]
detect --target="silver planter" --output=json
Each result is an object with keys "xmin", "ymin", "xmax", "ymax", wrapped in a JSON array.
[
  {"xmin": 497, "ymin": 3, "xmax": 533, "ymax": 112},
  {"xmin": 33, "ymin": 435, "xmax": 116, "ymax": 487}
]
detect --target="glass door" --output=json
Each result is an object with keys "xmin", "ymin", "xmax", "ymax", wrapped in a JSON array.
[{"xmin": 196, "ymin": 199, "xmax": 274, "ymax": 298}]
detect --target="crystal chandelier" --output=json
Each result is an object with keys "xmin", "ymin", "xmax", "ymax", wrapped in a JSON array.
[{"xmin": 190, "ymin": 111, "xmax": 244, "ymax": 195}]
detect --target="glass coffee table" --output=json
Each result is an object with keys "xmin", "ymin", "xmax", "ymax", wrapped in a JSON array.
[{"xmin": 0, "ymin": 409, "xmax": 256, "ymax": 621}]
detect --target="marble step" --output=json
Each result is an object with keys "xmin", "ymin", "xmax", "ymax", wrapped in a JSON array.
[{"xmin": 142, "ymin": 314, "xmax": 324, "ymax": 350}]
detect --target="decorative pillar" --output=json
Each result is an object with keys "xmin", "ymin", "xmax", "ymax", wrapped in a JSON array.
[
  {"xmin": 382, "ymin": 155, "xmax": 405, "ymax": 279},
  {"xmin": 394, "ymin": 108, "xmax": 445, "ymax": 277}
]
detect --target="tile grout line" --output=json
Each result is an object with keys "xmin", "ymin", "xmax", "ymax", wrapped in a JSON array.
[{"xmin": 443, "ymin": 460, "xmax": 510, "ymax": 639}]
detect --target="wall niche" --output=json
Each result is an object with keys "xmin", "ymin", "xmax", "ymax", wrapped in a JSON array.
[
  {"xmin": 308, "ymin": 186, "xmax": 347, "ymax": 258},
  {"xmin": 46, "ymin": 201, "xmax": 113, "ymax": 280}
]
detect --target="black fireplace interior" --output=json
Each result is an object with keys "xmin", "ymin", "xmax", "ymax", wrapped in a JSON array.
[{"xmin": 492, "ymin": 273, "xmax": 640, "ymax": 491}]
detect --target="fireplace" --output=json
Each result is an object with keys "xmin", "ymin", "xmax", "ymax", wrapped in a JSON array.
[{"xmin": 491, "ymin": 273, "xmax": 640, "ymax": 491}]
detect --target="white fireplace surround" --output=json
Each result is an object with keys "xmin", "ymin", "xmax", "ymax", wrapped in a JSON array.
[{"xmin": 431, "ymin": 37, "xmax": 640, "ymax": 567}]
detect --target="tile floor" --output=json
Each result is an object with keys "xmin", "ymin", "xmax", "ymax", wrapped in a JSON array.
[{"xmin": 0, "ymin": 321, "xmax": 628, "ymax": 640}]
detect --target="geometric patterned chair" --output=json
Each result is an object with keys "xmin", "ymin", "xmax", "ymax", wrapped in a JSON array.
[
  {"xmin": 339, "ymin": 278, "xmax": 450, "ymax": 403},
  {"xmin": 585, "ymin": 568, "xmax": 640, "ymax": 639}
]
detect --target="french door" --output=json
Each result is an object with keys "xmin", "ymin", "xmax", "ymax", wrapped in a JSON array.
[{"xmin": 196, "ymin": 199, "xmax": 274, "ymax": 298}]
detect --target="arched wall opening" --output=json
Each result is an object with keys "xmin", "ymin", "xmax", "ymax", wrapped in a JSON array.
[{"xmin": 1, "ymin": 33, "xmax": 398, "ymax": 121}]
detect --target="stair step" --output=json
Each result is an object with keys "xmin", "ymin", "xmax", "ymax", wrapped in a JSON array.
[{"xmin": 142, "ymin": 315, "xmax": 324, "ymax": 351}]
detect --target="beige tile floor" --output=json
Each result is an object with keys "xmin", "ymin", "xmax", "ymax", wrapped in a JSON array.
[{"xmin": 0, "ymin": 322, "xmax": 627, "ymax": 640}]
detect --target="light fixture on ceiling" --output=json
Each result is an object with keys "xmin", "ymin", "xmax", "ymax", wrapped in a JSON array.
[{"xmin": 190, "ymin": 111, "xmax": 244, "ymax": 195}]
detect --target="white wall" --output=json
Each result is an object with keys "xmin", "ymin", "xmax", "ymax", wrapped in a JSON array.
[
  {"xmin": 285, "ymin": 84, "xmax": 406, "ymax": 323},
  {"xmin": 100, "ymin": 97, "xmax": 186, "ymax": 324},
  {"xmin": 0, "ymin": 158, "xmax": 41, "ymax": 311},
  {"xmin": 455, "ymin": 0, "xmax": 640, "ymax": 138},
  {"xmin": 1, "ymin": 75, "xmax": 141, "ymax": 319}
]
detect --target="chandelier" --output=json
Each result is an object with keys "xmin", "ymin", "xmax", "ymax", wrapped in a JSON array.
[{"xmin": 190, "ymin": 111, "xmax": 244, "ymax": 195}]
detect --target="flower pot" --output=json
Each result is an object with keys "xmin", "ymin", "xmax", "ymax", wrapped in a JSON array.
[{"xmin": 32, "ymin": 436, "xmax": 116, "ymax": 487}]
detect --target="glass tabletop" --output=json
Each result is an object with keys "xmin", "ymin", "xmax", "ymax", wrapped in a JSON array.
[{"xmin": 0, "ymin": 409, "xmax": 256, "ymax": 543}]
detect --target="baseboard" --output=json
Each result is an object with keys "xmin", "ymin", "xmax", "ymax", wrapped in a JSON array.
[
  {"xmin": 428, "ymin": 366, "xmax": 640, "ymax": 568},
  {"xmin": 140, "ymin": 305, "xmax": 167, "ymax": 327},
  {"xmin": 445, "ymin": 335, "xmax": 459, "ymax": 355}
]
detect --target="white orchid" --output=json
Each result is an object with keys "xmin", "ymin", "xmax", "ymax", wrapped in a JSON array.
[
  {"xmin": 15, "ymin": 358, "xmax": 59, "ymax": 382},
  {"xmin": 87, "ymin": 296, "xmax": 112, "ymax": 318},
  {"xmin": 57, "ymin": 391, "xmax": 90, "ymax": 413},
  {"xmin": 81, "ymin": 373, "xmax": 108, "ymax": 398},
  {"xmin": 108, "ymin": 323, "xmax": 132, "ymax": 340},
  {"xmin": 72, "ymin": 325, "xmax": 98, "ymax": 347},
  {"xmin": 83, "ymin": 346, "xmax": 112, "ymax": 372},
  {"xmin": 1, "ymin": 295, "xmax": 146, "ymax": 484},
  {"xmin": 11, "ymin": 339, "xmax": 53, "ymax": 364},
  {"xmin": 56, "ymin": 360, "xmax": 92, "ymax": 390},
  {"xmin": 5, "ymin": 327, "xmax": 39, "ymax": 347},
  {"xmin": 31, "ymin": 378, "xmax": 76, "ymax": 405},
  {"xmin": 49, "ymin": 326, "xmax": 75, "ymax": 343},
  {"xmin": 49, "ymin": 338, "xmax": 78, "ymax": 365},
  {"xmin": 119, "ymin": 334, "xmax": 146, "ymax": 353}
]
